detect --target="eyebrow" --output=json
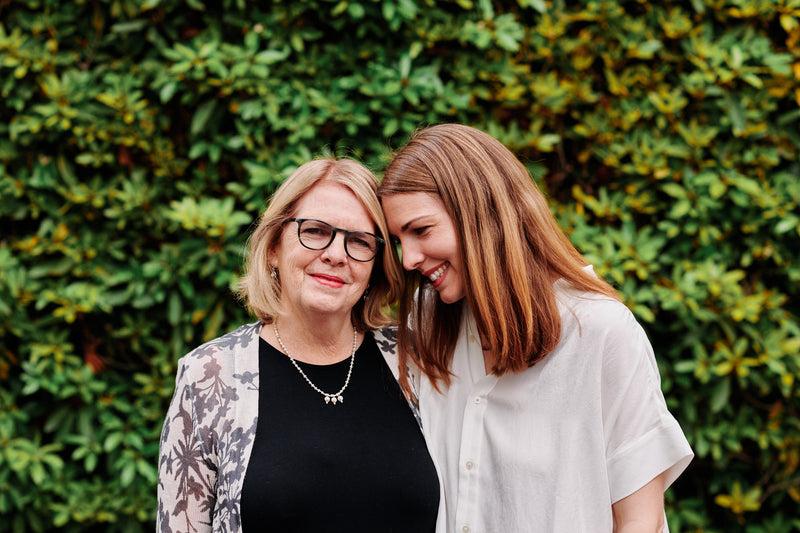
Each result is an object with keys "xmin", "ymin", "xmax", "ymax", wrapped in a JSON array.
[
  {"xmin": 296, "ymin": 217, "xmax": 375, "ymax": 234},
  {"xmin": 400, "ymin": 215, "xmax": 429, "ymax": 232}
]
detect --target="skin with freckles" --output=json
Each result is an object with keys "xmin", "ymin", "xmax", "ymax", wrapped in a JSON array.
[{"xmin": 382, "ymin": 193, "xmax": 464, "ymax": 304}]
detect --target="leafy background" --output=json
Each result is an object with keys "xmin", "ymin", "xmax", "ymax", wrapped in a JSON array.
[{"xmin": 1, "ymin": 0, "xmax": 799, "ymax": 531}]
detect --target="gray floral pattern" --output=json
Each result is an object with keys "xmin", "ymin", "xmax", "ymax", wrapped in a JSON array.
[{"xmin": 157, "ymin": 322, "xmax": 410, "ymax": 533}]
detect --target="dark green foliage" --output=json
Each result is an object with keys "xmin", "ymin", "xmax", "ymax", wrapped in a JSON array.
[{"xmin": 1, "ymin": 0, "xmax": 798, "ymax": 531}]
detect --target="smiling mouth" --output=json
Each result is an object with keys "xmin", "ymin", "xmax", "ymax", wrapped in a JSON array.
[
  {"xmin": 311, "ymin": 274, "xmax": 345, "ymax": 287},
  {"xmin": 428, "ymin": 263, "xmax": 449, "ymax": 285}
]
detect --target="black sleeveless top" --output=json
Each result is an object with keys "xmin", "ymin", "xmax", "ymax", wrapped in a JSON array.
[{"xmin": 240, "ymin": 333, "xmax": 439, "ymax": 532}]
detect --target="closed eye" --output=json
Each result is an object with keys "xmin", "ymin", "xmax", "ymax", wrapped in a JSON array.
[{"xmin": 412, "ymin": 226, "xmax": 431, "ymax": 236}]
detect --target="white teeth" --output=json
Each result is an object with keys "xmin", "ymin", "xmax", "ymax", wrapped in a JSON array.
[{"xmin": 429, "ymin": 264, "xmax": 448, "ymax": 282}]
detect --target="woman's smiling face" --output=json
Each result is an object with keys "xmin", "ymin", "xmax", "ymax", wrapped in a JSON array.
[
  {"xmin": 382, "ymin": 193, "xmax": 465, "ymax": 304},
  {"xmin": 272, "ymin": 181, "xmax": 376, "ymax": 320}
]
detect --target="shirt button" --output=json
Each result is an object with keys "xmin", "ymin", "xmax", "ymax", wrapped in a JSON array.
[
  {"xmin": 462, "ymin": 526, "xmax": 470, "ymax": 533},
  {"xmin": 465, "ymin": 460, "xmax": 474, "ymax": 470},
  {"xmin": 473, "ymin": 397, "xmax": 482, "ymax": 404}
]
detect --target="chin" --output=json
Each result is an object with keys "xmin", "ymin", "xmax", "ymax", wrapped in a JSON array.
[
  {"xmin": 301, "ymin": 296, "xmax": 351, "ymax": 316},
  {"xmin": 438, "ymin": 289, "xmax": 465, "ymax": 305}
]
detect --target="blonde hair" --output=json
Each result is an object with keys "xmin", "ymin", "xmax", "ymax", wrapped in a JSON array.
[
  {"xmin": 379, "ymin": 124, "xmax": 618, "ymax": 391},
  {"xmin": 238, "ymin": 157, "xmax": 401, "ymax": 331}
]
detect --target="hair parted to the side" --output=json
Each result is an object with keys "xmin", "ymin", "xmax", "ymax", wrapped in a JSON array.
[
  {"xmin": 238, "ymin": 157, "xmax": 402, "ymax": 332},
  {"xmin": 378, "ymin": 123, "xmax": 619, "ymax": 392}
]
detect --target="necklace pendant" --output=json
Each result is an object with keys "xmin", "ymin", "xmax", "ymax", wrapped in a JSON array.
[{"xmin": 273, "ymin": 321, "xmax": 356, "ymax": 409}]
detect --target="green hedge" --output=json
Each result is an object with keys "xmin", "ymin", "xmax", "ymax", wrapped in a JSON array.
[{"xmin": 1, "ymin": 0, "xmax": 799, "ymax": 531}]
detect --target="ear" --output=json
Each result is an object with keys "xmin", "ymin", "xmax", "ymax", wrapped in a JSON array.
[{"xmin": 268, "ymin": 240, "xmax": 280, "ymax": 269}]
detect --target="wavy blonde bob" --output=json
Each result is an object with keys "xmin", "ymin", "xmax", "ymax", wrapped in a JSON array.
[
  {"xmin": 379, "ymin": 124, "xmax": 619, "ymax": 391},
  {"xmin": 238, "ymin": 158, "xmax": 402, "ymax": 331}
]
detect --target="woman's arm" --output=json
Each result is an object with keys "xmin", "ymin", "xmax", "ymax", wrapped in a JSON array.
[
  {"xmin": 612, "ymin": 472, "xmax": 667, "ymax": 533},
  {"xmin": 157, "ymin": 358, "xmax": 216, "ymax": 532},
  {"xmin": 600, "ymin": 306, "xmax": 693, "ymax": 531}
]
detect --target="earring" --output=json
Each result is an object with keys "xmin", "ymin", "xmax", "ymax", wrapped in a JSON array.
[
  {"xmin": 362, "ymin": 286, "xmax": 370, "ymax": 301},
  {"xmin": 270, "ymin": 267, "xmax": 278, "ymax": 280}
]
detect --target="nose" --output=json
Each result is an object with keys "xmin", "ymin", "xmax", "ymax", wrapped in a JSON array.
[
  {"xmin": 320, "ymin": 231, "xmax": 347, "ymax": 264},
  {"xmin": 399, "ymin": 239, "xmax": 424, "ymax": 271}
]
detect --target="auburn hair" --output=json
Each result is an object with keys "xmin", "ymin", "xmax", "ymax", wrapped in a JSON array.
[
  {"xmin": 379, "ymin": 124, "xmax": 618, "ymax": 392},
  {"xmin": 238, "ymin": 157, "xmax": 402, "ymax": 331}
]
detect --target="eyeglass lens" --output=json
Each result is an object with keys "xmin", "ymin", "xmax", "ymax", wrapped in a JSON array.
[{"xmin": 297, "ymin": 219, "xmax": 378, "ymax": 261}]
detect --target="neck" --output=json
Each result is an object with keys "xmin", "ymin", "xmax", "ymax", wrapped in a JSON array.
[{"xmin": 266, "ymin": 310, "xmax": 358, "ymax": 365}]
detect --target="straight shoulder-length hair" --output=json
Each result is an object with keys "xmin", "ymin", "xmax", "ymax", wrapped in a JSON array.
[
  {"xmin": 238, "ymin": 157, "xmax": 402, "ymax": 331},
  {"xmin": 379, "ymin": 124, "xmax": 618, "ymax": 391}
]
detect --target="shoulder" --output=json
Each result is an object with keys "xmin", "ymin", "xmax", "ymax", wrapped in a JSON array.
[
  {"xmin": 556, "ymin": 288, "xmax": 660, "ymax": 384},
  {"xmin": 556, "ymin": 287, "xmax": 644, "ymax": 346},
  {"xmin": 372, "ymin": 325, "xmax": 398, "ymax": 357},
  {"xmin": 176, "ymin": 321, "xmax": 261, "ymax": 380}
]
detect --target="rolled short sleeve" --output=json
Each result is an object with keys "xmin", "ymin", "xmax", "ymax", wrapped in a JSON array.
[{"xmin": 601, "ymin": 311, "xmax": 693, "ymax": 503}]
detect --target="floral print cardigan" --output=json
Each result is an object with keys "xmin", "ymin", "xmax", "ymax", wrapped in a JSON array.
[{"xmin": 157, "ymin": 321, "xmax": 419, "ymax": 533}]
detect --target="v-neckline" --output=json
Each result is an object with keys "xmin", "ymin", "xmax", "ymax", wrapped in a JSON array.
[{"xmin": 463, "ymin": 306, "xmax": 499, "ymax": 387}]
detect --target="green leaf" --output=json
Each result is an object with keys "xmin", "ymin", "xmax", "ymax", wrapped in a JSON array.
[
  {"xmin": 120, "ymin": 462, "xmax": 136, "ymax": 486},
  {"xmin": 724, "ymin": 95, "xmax": 745, "ymax": 132},
  {"xmin": 104, "ymin": 432, "xmax": 123, "ymax": 452},
  {"xmin": 518, "ymin": 0, "xmax": 546, "ymax": 12},
  {"xmin": 168, "ymin": 292, "xmax": 182, "ymax": 326},
  {"xmin": 159, "ymin": 82, "xmax": 178, "ymax": 103},
  {"xmin": 774, "ymin": 216, "xmax": 797, "ymax": 234},
  {"xmin": 111, "ymin": 20, "xmax": 147, "ymax": 34},
  {"xmin": 710, "ymin": 378, "xmax": 731, "ymax": 413},
  {"xmin": 191, "ymin": 100, "xmax": 217, "ymax": 137},
  {"xmin": 669, "ymin": 200, "xmax": 691, "ymax": 218},
  {"xmin": 348, "ymin": 2, "xmax": 365, "ymax": 18},
  {"xmin": 254, "ymin": 49, "xmax": 289, "ymax": 65},
  {"xmin": 203, "ymin": 301, "xmax": 225, "ymax": 342},
  {"xmin": 662, "ymin": 183, "xmax": 686, "ymax": 198}
]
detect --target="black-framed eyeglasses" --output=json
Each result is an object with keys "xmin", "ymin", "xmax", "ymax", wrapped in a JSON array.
[{"xmin": 285, "ymin": 218, "xmax": 384, "ymax": 262}]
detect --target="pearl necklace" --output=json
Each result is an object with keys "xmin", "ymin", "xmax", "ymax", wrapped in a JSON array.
[{"xmin": 273, "ymin": 321, "xmax": 356, "ymax": 405}]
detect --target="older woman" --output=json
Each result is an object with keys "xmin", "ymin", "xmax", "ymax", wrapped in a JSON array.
[
  {"xmin": 380, "ymin": 124, "xmax": 692, "ymax": 532},
  {"xmin": 157, "ymin": 158, "xmax": 441, "ymax": 532}
]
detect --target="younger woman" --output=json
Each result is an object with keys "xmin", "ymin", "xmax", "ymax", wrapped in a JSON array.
[{"xmin": 380, "ymin": 124, "xmax": 692, "ymax": 532}]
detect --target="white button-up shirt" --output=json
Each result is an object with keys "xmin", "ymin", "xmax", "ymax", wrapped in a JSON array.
[{"xmin": 418, "ymin": 280, "xmax": 693, "ymax": 532}]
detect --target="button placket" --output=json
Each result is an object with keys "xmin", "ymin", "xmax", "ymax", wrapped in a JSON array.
[
  {"xmin": 454, "ymin": 377, "xmax": 497, "ymax": 533},
  {"xmin": 454, "ymin": 391, "xmax": 481, "ymax": 532},
  {"xmin": 454, "ymin": 310, "xmax": 499, "ymax": 533}
]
